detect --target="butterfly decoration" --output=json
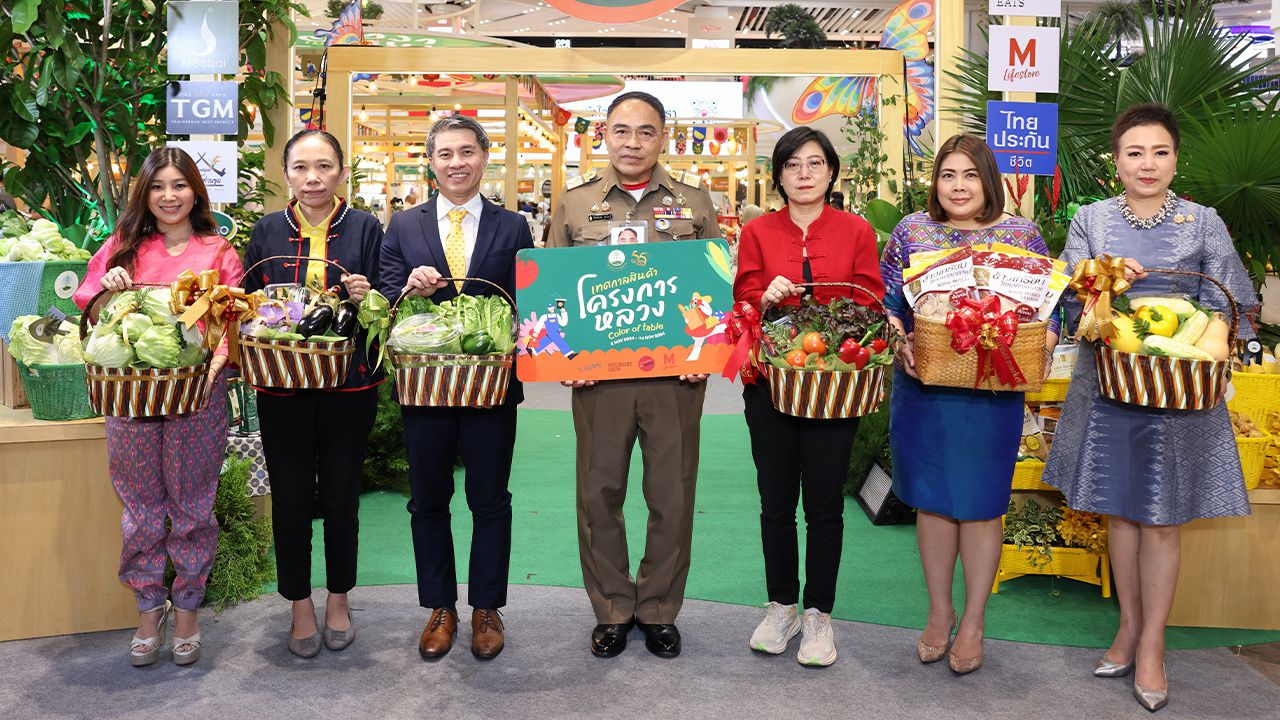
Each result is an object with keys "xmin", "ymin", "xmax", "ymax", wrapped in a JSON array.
[
  {"xmin": 788, "ymin": 0, "xmax": 936, "ymax": 156},
  {"xmin": 314, "ymin": 1, "xmax": 364, "ymax": 47}
]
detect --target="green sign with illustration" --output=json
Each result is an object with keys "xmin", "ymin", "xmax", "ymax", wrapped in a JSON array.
[{"xmin": 514, "ymin": 239, "xmax": 736, "ymax": 382}]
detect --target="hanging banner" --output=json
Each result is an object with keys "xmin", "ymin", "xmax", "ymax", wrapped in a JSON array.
[
  {"xmin": 514, "ymin": 239, "xmax": 735, "ymax": 382},
  {"xmin": 989, "ymin": 0, "xmax": 1061, "ymax": 17},
  {"xmin": 166, "ymin": 81, "xmax": 239, "ymax": 135},
  {"xmin": 167, "ymin": 1, "xmax": 240, "ymax": 75},
  {"xmin": 987, "ymin": 25, "xmax": 1060, "ymax": 93},
  {"xmin": 166, "ymin": 140, "xmax": 238, "ymax": 203},
  {"xmin": 986, "ymin": 101, "xmax": 1058, "ymax": 176}
]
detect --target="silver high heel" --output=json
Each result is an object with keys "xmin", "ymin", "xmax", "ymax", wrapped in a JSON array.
[
  {"xmin": 1094, "ymin": 654, "xmax": 1135, "ymax": 678},
  {"xmin": 1133, "ymin": 664, "xmax": 1169, "ymax": 712}
]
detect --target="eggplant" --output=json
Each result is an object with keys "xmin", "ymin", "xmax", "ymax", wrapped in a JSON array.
[
  {"xmin": 330, "ymin": 300, "xmax": 359, "ymax": 338},
  {"xmin": 296, "ymin": 304, "xmax": 334, "ymax": 338}
]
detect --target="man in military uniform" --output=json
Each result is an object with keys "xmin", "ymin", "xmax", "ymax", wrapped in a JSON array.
[{"xmin": 547, "ymin": 91, "xmax": 718, "ymax": 659}]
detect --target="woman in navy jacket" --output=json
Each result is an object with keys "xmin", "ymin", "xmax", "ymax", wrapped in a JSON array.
[{"xmin": 243, "ymin": 130, "xmax": 384, "ymax": 658}]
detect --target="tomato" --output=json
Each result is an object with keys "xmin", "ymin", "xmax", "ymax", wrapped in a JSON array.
[
  {"xmin": 869, "ymin": 338, "xmax": 888, "ymax": 354},
  {"xmin": 785, "ymin": 349, "xmax": 808, "ymax": 368},
  {"xmin": 800, "ymin": 332, "xmax": 827, "ymax": 355}
]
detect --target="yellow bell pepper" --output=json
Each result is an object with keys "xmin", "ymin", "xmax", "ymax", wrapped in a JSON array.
[{"xmin": 1135, "ymin": 305, "xmax": 1180, "ymax": 338}]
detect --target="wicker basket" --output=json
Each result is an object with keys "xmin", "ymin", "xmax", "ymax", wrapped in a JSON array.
[
  {"xmin": 759, "ymin": 281, "xmax": 888, "ymax": 419},
  {"xmin": 1025, "ymin": 377, "xmax": 1069, "ymax": 404},
  {"xmin": 1094, "ymin": 268, "xmax": 1236, "ymax": 411},
  {"xmin": 1237, "ymin": 432, "xmax": 1272, "ymax": 491},
  {"xmin": 238, "ymin": 255, "xmax": 357, "ymax": 390},
  {"xmin": 914, "ymin": 315, "xmax": 1047, "ymax": 393},
  {"xmin": 16, "ymin": 361, "xmax": 96, "ymax": 421},
  {"xmin": 1227, "ymin": 372, "xmax": 1280, "ymax": 424},
  {"xmin": 390, "ymin": 276, "xmax": 515, "ymax": 409},
  {"xmin": 1010, "ymin": 459, "xmax": 1055, "ymax": 491},
  {"xmin": 999, "ymin": 543, "xmax": 1102, "ymax": 578},
  {"xmin": 80, "ymin": 287, "xmax": 211, "ymax": 417}
]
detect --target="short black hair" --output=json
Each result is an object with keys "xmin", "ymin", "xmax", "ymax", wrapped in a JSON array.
[
  {"xmin": 770, "ymin": 126, "xmax": 841, "ymax": 205},
  {"xmin": 1111, "ymin": 103, "xmax": 1180, "ymax": 154},
  {"xmin": 606, "ymin": 91, "xmax": 666, "ymax": 126},
  {"xmin": 283, "ymin": 129, "xmax": 345, "ymax": 168}
]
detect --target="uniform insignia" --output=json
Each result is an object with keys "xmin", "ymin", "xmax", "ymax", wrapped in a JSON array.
[
  {"xmin": 565, "ymin": 170, "xmax": 600, "ymax": 191},
  {"xmin": 655, "ymin": 218, "xmax": 671, "ymax": 231},
  {"xmin": 600, "ymin": 200, "xmax": 611, "ymax": 212},
  {"xmin": 663, "ymin": 195, "xmax": 674, "ymax": 206}
]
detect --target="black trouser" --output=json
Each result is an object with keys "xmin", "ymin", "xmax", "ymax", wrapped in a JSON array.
[
  {"xmin": 257, "ymin": 388, "xmax": 379, "ymax": 602},
  {"xmin": 402, "ymin": 402, "xmax": 517, "ymax": 610},
  {"xmin": 742, "ymin": 381, "xmax": 859, "ymax": 614}
]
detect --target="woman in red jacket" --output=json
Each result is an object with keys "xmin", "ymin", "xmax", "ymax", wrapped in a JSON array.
[{"xmin": 733, "ymin": 126, "xmax": 884, "ymax": 667}]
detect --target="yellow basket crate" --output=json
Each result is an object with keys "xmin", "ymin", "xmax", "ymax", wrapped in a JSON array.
[
  {"xmin": 999, "ymin": 544, "xmax": 1101, "ymax": 577},
  {"xmin": 1227, "ymin": 372, "xmax": 1280, "ymax": 426},
  {"xmin": 1011, "ymin": 460, "xmax": 1056, "ymax": 491},
  {"xmin": 1024, "ymin": 377, "xmax": 1069, "ymax": 404},
  {"xmin": 1237, "ymin": 432, "xmax": 1273, "ymax": 491}
]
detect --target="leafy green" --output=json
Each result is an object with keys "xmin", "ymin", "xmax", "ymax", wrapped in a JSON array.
[
  {"xmin": 120, "ymin": 313, "xmax": 153, "ymax": 344},
  {"xmin": 134, "ymin": 324, "xmax": 182, "ymax": 368},
  {"xmin": 6, "ymin": 316, "xmax": 82, "ymax": 365},
  {"xmin": 83, "ymin": 327, "xmax": 133, "ymax": 368}
]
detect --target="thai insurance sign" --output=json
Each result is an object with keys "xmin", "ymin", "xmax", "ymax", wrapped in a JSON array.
[
  {"xmin": 515, "ymin": 239, "xmax": 735, "ymax": 382},
  {"xmin": 986, "ymin": 101, "xmax": 1058, "ymax": 176}
]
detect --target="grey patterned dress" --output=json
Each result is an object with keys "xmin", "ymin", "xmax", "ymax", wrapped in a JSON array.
[{"xmin": 1042, "ymin": 198, "xmax": 1261, "ymax": 525}]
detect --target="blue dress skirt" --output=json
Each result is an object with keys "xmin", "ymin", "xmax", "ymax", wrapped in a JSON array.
[{"xmin": 889, "ymin": 369, "xmax": 1024, "ymax": 521}]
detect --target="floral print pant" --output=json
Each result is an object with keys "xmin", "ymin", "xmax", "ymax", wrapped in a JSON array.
[{"xmin": 105, "ymin": 370, "xmax": 229, "ymax": 612}]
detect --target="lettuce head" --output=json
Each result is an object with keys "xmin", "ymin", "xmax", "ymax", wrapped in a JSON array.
[
  {"xmin": 84, "ymin": 328, "xmax": 134, "ymax": 368},
  {"xmin": 134, "ymin": 324, "xmax": 183, "ymax": 368}
]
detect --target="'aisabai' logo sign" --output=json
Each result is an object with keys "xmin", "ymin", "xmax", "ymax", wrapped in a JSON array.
[
  {"xmin": 987, "ymin": 25, "xmax": 1060, "ymax": 93},
  {"xmin": 986, "ymin": 101, "xmax": 1058, "ymax": 176},
  {"xmin": 167, "ymin": 1, "xmax": 240, "ymax": 75},
  {"xmin": 166, "ymin": 81, "xmax": 238, "ymax": 135}
]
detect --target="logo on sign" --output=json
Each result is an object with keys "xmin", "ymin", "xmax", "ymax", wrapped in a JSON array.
[
  {"xmin": 986, "ymin": 101, "xmax": 1058, "ymax": 176},
  {"xmin": 210, "ymin": 210, "xmax": 238, "ymax": 240},
  {"xmin": 988, "ymin": 26, "xmax": 1060, "ymax": 93},
  {"xmin": 167, "ymin": 1, "xmax": 240, "ymax": 74},
  {"xmin": 166, "ymin": 140, "xmax": 238, "ymax": 203},
  {"xmin": 166, "ymin": 81, "xmax": 239, "ymax": 135},
  {"xmin": 988, "ymin": 0, "xmax": 1062, "ymax": 17}
]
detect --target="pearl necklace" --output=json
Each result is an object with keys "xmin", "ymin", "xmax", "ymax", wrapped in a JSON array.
[{"xmin": 1117, "ymin": 190, "xmax": 1177, "ymax": 230}]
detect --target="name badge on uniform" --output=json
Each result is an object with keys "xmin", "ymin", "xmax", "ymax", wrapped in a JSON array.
[
  {"xmin": 588, "ymin": 213, "xmax": 614, "ymax": 222},
  {"xmin": 653, "ymin": 207, "xmax": 693, "ymax": 220}
]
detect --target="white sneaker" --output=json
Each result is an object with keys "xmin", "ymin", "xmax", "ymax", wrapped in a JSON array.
[
  {"xmin": 749, "ymin": 602, "xmax": 801, "ymax": 654},
  {"xmin": 797, "ymin": 608, "xmax": 837, "ymax": 667}
]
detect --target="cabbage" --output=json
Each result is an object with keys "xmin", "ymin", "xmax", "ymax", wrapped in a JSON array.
[
  {"xmin": 175, "ymin": 340, "xmax": 207, "ymax": 367},
  {"xmin": 84, "ymin": 328, "xmax": 134, "ymax": 368},
  {"xmin": 6, "ymin": 316, "xmax": 85, "ymax": 365},
  {"xmin": 120, "ymin": 313, "xmax": 153, "ymax": 344},
  {"xmin": 5, "ymin": 236, "xmax": 41, "ymax": 261},
  {"xmin": 134, "ymin": 324, "xmax": 183, "ymax": 368},
  {"xmin": 98, "ymin": 291, "xmax": 140, "ymax": 327},
  {"xmin": 138, "ymin": 287, "xmax": 178, "ymax": 325}
]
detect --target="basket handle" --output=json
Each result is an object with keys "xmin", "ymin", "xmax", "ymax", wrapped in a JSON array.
[
  {"xmin": 242, "ymin": 254, "xmax": 352, "ymax": 280},
  {"xmin": 390, "ymin": 276, "xmax": 517, "ymax": 320},
  {"xmin": 762, "ymin": 280, "xmax": 886, "ymax": 316},
  {"xmin": 1138, "ymin": 268, "xmax": 1239, "ymax": 340}
]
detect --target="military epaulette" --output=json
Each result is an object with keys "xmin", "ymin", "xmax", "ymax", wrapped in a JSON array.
[{"xmin": 565, "ymin": 169, "xmax": 600, "ymax": 190}]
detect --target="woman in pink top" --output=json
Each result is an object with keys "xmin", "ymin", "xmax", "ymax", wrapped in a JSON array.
[{"xmin": 75, "ymin": 147, "xmax": 243, "ymax": 667}]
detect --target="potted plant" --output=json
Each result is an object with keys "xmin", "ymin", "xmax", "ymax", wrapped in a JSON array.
[{"xmin": 996, "ymin": 499, "xmax": 1110, "ymax": 595}]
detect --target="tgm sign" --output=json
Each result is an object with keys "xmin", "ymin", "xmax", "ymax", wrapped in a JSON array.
[
  {"xmin": 166, "ymin": 81, "xmax": 238, "ymax": 135},
  {"xmin": 986, "ymin": 101, "xmax": 1057, "ymax": 176},
  {"xmin": 988, "ymin": 25, "xmax": 1060, "ymax": 93}
]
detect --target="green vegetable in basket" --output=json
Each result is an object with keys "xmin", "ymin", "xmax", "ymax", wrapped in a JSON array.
[
  {"xmin": 0, "ymin": 210, "xmax": 30, "ymax": 238},
  {"xmin": 461, "ymin": 331, "xmax": 495, "ymax": 355},
  {"xmin": 138, "ymin": 287, "xmax": 179, "ymax": 325},
  {"xmin": 134, "ymin": 324, "xmax": 184, "ymax": 368},
  {"xmin": 84, "ymin": 328, "xmax": 134, "ymax": 368},
  {"xmin": 99, "ymin": 291, "xmax": 140, "ymax": 327},
  {"xmin": 121, "ymin": 313, "xmax": 154, "ymax": 345},
  {"xmin": 175, "ymin": 340, "xmax": 207, "ymax": 367},
  {"xmin": 6, "ymin": 316, "xmax": 84, "ymax": 365},
  {"xmin": 307, "ymin": 335, "xmax": 346, "ymax": 343},
  {"xmin": 357, "ymin": 289, "xmax": 392, "ymax": 371}
]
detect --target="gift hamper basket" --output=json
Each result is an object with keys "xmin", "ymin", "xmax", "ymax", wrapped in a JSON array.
[
  {"xmin": 237, "ymin": 255, "xmax": 359, "ymax": 390},
  {"xmin": 386, "ymin": 277, "xmax": 516, "ymax": 408}
]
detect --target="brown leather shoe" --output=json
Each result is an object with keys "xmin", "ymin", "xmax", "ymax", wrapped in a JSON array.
[
  {"xmin": 418, "ymin": 608, "xmax": 457, "ymax": 659},
  {"xmin": 471, "ymin": 609, "xmax": 505, "ymax": 659}
]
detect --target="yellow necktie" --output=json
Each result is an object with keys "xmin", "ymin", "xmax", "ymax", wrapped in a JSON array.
[{"xmin": 445, "ymin": 207, "xmax": 467, "ymax": 292}]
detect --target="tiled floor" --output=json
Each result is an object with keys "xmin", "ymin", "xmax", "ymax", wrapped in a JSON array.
[{"xmin": 1236, "ymin": 642, "xmax": 1280, "ymax": 685}]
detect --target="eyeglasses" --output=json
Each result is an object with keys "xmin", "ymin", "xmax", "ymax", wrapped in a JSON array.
[
  {"xmin": 782, "ymin": 158, "xmax": 828, "ymax": 175},
  {"xmin": 609, "ymin": 126, "xmax": 661, "ymax": 143}
]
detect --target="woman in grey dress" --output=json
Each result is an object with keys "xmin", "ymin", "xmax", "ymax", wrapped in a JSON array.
[{"xmin": 1044, "ymin": 104, "xmax": 1260, "ymax": 712}]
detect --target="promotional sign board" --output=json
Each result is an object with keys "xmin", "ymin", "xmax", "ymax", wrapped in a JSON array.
[
  {"xmin": 985, "ymin": 101, "xmax": 1058, "ymax": 176},
  {"xmin": 167, "ymin": 1, "xmax": 240, "ymax": 75},
  {"xmin": 987, "ymin": 25, "xmax": 1060, "ymax": 93},
  {"xmin": 166, "ymin": 81, "xmax": 239, "ymax": 135},
  {"xmin": 514, "ymin": 239, "xmax": 735, "ymax": 382},
  {"xmin": 988, "ymin": 0, "xmax": 1061, "ymax": 17},
  {"xmin": 210, "ymin": 210, "xmax": 238, "ymax": 240},
  {"xmin": 166, "ymin": 141, "xmax": 238, "ymax": 203}
]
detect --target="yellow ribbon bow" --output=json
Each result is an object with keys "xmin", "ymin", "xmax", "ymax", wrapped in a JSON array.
[
  {"xmin": 171, "ymin": 269, "xmax": 262, "ymax": 364},
  {"xmin": 1068, "ymin": 255, "xmax": 1132, "ymax": 342}
]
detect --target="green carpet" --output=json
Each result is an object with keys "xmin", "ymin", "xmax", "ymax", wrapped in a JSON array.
[{"xmin": 280, "ymin": 408, "xmax": 1280, "ymax": 650}]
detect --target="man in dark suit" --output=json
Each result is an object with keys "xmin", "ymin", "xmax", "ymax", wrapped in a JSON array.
[{"xmin": 378, "ymin": 115, "xmax": 534, "ymax": 660}]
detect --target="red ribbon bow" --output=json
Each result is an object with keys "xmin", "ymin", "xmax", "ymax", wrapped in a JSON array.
[
  {"xmin": 943, "ymin": 296, "xmax": 1026, "ymax": 389},
  {"xmin": 722, "ymin": 300, "xmax": 764, "ymax": 383}
]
